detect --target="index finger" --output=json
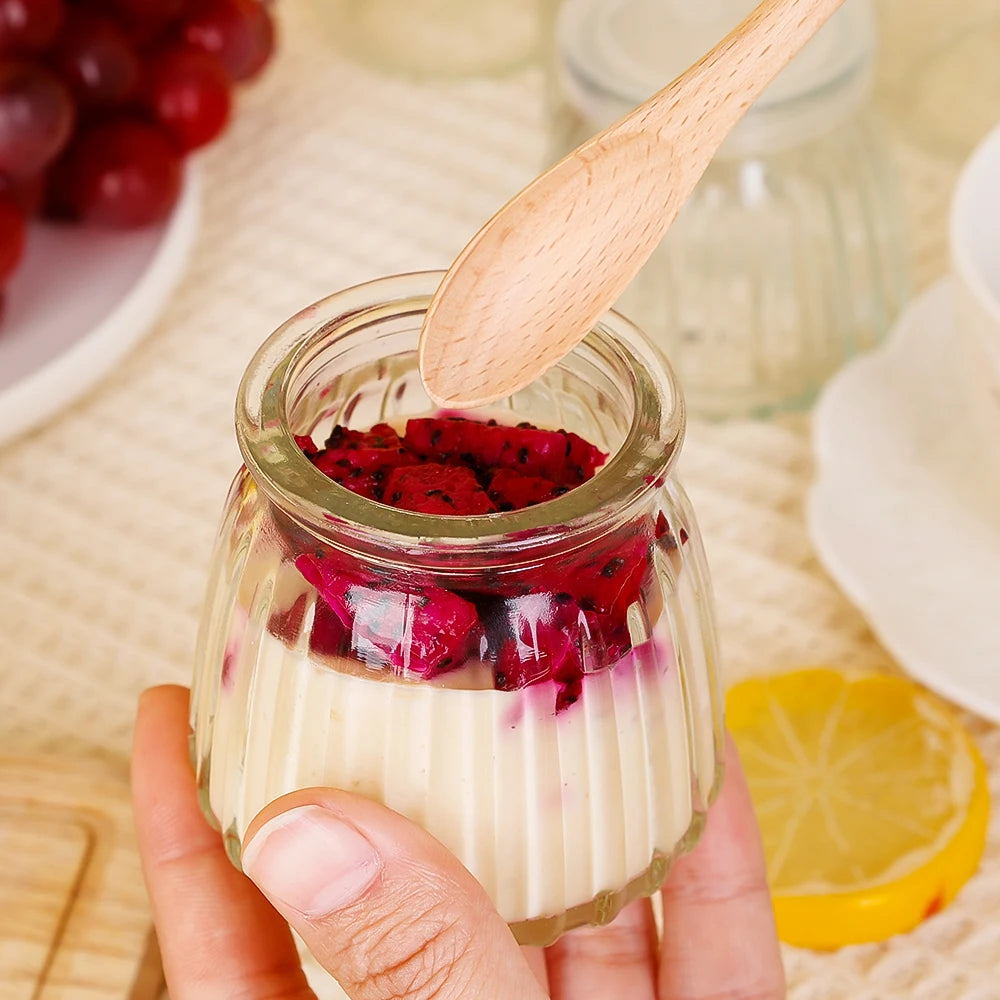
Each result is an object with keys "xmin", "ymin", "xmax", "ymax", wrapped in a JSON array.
[
  {"xmin": 131, "ymin": 684, "xmax": 314, "ymax": 999},
  {"xmin": 659, "ymin": 734, "xmax": 786, "ymax": 1000}
]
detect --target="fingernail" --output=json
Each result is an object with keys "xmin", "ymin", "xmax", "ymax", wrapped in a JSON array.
[{"xmin": 242, "ymin": 805, "xmax": 381, "ymax": 917}]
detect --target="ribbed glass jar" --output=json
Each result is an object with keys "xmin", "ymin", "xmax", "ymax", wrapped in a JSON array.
[{"xmin": 190, "ymin": 272, "xmax": 724, "ymax": 946}]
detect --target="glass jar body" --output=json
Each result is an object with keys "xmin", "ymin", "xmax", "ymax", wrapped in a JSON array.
[{"xmin": 190, "ymin": 273, "xmax": 724, "ymax": 946}]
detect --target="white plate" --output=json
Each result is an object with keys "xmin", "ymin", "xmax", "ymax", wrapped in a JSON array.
[
  {"xmin": 0, "ymin": 164, "xmax": 201, "ymax": 446},
  {"xmin": 809, "ymin": 279, "xmax": 1000, "ymax": 723}
]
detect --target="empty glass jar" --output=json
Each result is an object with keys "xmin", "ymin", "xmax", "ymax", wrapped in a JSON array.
[{"xmin": 549, "ymin": 0, "xmax": 909, "ymax": 418}]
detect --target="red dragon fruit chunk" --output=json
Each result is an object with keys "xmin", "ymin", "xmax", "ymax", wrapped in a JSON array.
[
  {"xmin": 296, "ymin": 551, "xmax": 479, "ymax": 675},
  {"xmin": 324, "ymin": 422, "xmax": 403, "ymax": 451},
  {"xmin": 294, "ymin": 434, "xmax": 318, "ymax": 458},
  {"xmin": 564, "ymin": 530, "xmax": 653, "ymax": 618},
  {"xmin": 295, "ymin": 553, "xmax": 357, "ymax": 630},
  {"xmin": 487, "ymin": 469, "xmax": 568, "ymax": 511},
  {"xmin": 492, "ymin": 593, "xmax": 587, "ymax": 711},
  {"xmin": 403, "ymin": 418, "xmax": 607, "ymax": 485},
  {"xmin": 314, "ymin": 445, "xmax": 418, "ymax": 502},
  {"xmin": 349, "ymin": 583, "xmax": 480, "ymax": 676},
  {"xmin": 384, "ymin": 463, "xmax": 495, "ymax": 515},
  {"xmin": 269, "ymin": 593, "xmax": 350, "ymax": 657}
]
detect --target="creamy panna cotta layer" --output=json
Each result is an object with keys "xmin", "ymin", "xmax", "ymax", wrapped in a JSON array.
[{"xmin": 209, "ymin": 615, "xmax": 694, "ymax": 926}]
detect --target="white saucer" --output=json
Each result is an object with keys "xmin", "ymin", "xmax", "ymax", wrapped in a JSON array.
[
  {"xmin": 0, "ymin": 163, "xmax": 201, "ymax": 446},
  {"xmin": 809, "ymin": 278, "xmax": 1000, "ymax": 723}
]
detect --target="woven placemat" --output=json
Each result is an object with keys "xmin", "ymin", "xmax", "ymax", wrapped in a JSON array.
[{"xmin": 1, "ymin": 2, "xmax": 995, "ymax": 996}]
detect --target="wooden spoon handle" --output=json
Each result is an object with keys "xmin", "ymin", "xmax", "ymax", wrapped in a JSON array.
[{"xmin": 606, "ymin": 0, "xmax": 847, "ymax": 196}]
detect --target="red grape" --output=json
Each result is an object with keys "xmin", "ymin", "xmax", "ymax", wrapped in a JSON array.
[
  {"xmin": 182, "ymin": 0, "xmax": 274, "ymax": 82},
  {"xmin": 0, "ymin": 168, "xmax": 42, "ymax": 213},
  {"xmin": 107, "ymin": 0, "xmax": 188, "ymax": 32},
  {"xmin": 142, "ymin": 46, "xmax": 230, "ymax": 151},
  {"xmin": 84, "ymin": 0, "xmax": 188, "ymax": 48},
  {"xmin": 0, "ymin": 0, "xmax": 65, "ymax": 56},
  {"xmin": 110, "ymin": 0, "xmax": 188, "ymax": 21},
  {"xmin": 0, "ymin": 61, "xmax": 74, "ymax": 177},
  {"xmin": 48, "ymin": 117, "xmax": 181, "ymax": 227},
  {"xmin": 49, "ymin": 7, "xmax": 139, "ymax": 110},
  {"xmin": 0, "ymin": 191, "xmax": 25, "ymax": 285}
]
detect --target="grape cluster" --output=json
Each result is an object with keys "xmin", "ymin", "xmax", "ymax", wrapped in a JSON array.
[{"xmin": 0, "ymin": 0, "xmax": 275, "ymax": 295}]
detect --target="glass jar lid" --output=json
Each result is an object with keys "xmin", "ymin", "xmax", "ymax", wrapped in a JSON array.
[{"xmin": 556, "ymin": 0, "xmax": 876, "ymax": 155}]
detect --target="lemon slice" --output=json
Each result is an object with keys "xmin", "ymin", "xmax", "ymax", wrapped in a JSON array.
[{"xmin": 727, "ymin": 668, "xmax": 989, "ymax": 950}]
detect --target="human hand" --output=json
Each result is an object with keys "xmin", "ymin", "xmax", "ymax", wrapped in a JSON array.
[{"xmin": 132, "ymin": 685, "xmax": 785, "ymax": 999}]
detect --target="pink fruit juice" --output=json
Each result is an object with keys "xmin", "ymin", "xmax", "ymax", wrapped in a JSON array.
[{"xmin": 191, "ymin": 272, "xmax": 723, "ymax": 946}]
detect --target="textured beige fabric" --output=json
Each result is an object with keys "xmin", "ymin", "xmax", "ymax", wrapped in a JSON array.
[{"xmin": 1, "ymin": 1, "xmax": 996, "ymax": 996}]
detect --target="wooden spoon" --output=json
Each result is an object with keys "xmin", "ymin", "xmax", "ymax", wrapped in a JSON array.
[{"xmin": 419, "ymin": 0, "xmax": 846, "ymax": 408}]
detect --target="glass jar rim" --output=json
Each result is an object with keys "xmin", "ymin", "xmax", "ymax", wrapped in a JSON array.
[{"xmin": 235, "ymin": 271, "xmax": 685, "ymax": 554}]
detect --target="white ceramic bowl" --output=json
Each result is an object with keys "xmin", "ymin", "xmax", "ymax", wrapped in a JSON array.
[
  {"xmin": 0, "ymin": 163, "xmax": 200, "ymax": 446},
  {"xmin": 950, "ymin": 123, "xmax": 1000, "ymax": 398}
]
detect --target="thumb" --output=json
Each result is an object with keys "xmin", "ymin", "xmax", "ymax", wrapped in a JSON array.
[{"xmin": 241, "ymin": 790, "xmax": 547, "ymax": 1000}]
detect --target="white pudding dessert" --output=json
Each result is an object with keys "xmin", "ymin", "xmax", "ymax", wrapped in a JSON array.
[{"xmin": 206, "ymin": 602, "xmax": 694, "ymax": 927}]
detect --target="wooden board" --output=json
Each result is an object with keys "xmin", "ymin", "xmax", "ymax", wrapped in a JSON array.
[{"xmin": 0, "ymin": 756, "xmax": 163, "ymax": 1000}]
